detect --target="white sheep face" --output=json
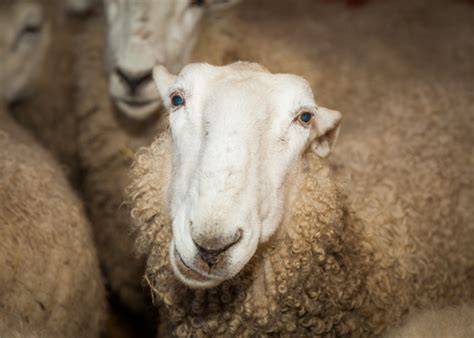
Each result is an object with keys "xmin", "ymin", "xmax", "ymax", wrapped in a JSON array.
[
  {"xmin": 0, "ymin": 1, "xmax": 50, "ymax": 104},
  {"xmin": 153, "ymin": 62, "xmax": 342, "ymax": 289},
  {"xmin": 104, "ymin": 0, "xmax": 241, "ymax": 120}
]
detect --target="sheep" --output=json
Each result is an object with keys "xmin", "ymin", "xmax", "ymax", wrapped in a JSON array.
[
  {"xmin": 75, "ymin": 0, "xmax": 242, "ymax": 313},
  {"xmin": 127, "ymin": 61, "xmax": 473, "ymax": 337},
  {"xmin": 5, "ymin": 0, "xmax": 86, "ymax": 184},
  {"xmin": 384, "ymin": 304, "xmax": 474, "ymax": 338},
  {"xmin": 77, "ymin": 0, "xmax": 474, "ymax": 317},
  {"xmin": 0, "ymin": 118, "xmax": 107, "ymax": 333},
  {"xmin": 0, "ymin": 1, "xmax": 106, "ymax": 336}
]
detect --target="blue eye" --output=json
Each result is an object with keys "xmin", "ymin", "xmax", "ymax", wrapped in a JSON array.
[
  {"xmin": 171, "ymin": 94, "xmax": 185, "ymax": 107},
  {"xmin": 299, "ymin": 112, "xmax": 313, "ymax": 124}
]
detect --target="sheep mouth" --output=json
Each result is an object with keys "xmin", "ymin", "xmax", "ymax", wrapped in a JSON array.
[
  {"xmin": 118, "ymin": 98, "xmax": 157, "ymax": 108},
  {"xmin": 174, "ymin": 247, "xmax": 210, "ymax": 281},
  {"xmin": 113, "ymin": 97, "xmax": 162, "ymax": 120},
  {"xmin": 171, "ymin": 245, "xmax": 224, "ymax": 288}
]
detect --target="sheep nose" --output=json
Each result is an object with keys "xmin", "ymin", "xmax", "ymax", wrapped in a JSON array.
[
  {"xmin": 193, "ymin": 229, "xmax": 243, "ymax": 267},
  {"xmin": 115, "ymin": 66, "xmax": 153, "ymax": 96}
]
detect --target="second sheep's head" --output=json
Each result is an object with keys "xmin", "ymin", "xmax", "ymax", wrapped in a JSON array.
[
  {"xmin": 0, "ymin": 0, "xmax": 50, "ymax": 104},
  {"xmin": 104, "ymin": 0, "xmax": 241, "ymax": 120},
  {"xmin": 147, "ymin": 62, "xmax": 341, "ymax": 289}
]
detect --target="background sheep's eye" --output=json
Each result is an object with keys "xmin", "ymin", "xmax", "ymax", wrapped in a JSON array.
[
  {"xmin": 171, "ymin": 94, "xmax": 185, "ymax": 107},
  {"xmin": 13, "ymin": 23, "xmax": 42, "ymax": 51},
  {"xmin": 298, "ymin": 112, "xmax": 313, "ymax": 125},
  {"xmin": 190, "ymin": 0, "xmax": 205, "ymax": 6}
]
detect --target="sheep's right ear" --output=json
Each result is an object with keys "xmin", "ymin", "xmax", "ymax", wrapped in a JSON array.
[
  {"xmin": 153, "ymin": 65, "xmax": 178, "ymax": 106},
  {"xmin": 310, "ymin": 107, "xmax": 342, "ymax": 158}
]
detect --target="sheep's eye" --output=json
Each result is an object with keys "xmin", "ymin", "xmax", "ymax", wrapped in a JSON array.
[
  {"xmin": 298, "ymin": 111, "xmax": 313, "ymax": 125},
  {"xmin": 190, "ymin": 0, "xmax": 205, "ymax": 6},
  {"xmin": 21, "ymin": 24, "xmax": 42, "ymax": 36},
  {"xmin": 12, "ymin": 22, "xmax": 42, "ymax": 51},
  {"xmin": 171, "ymin": 93, "xmax": 185, "ymax": 107}
]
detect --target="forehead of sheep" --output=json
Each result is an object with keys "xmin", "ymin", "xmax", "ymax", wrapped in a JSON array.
[
  {"xmin": 0, "ymin": 0, "xmax": 50, "ymax": 104},
  {"xmin": 104, "ymin": 0, "xmax": 241, "ymax": 120},
  {"xmin": 153, "ymin": 62, "xmax": 341, "ymax": 289}
]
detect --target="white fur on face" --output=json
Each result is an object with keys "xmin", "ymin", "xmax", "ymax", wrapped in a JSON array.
[
  {"xmin": 153, "ymin": 63, "xmax": 341, "ymax": 288},
  {"xmin": 104, "ymin": 0, "xmax": 241, "ymax": 120},
  {"xmin": 0, "ymin": 2, "xmax": 50, "ymax": 104}
]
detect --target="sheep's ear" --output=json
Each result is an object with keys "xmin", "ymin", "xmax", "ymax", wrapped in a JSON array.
[
  {"xmin": 205, "ymin": 0, "xmax": 242, "ymax": 11},
  {"xmin": 65, "ymin": 0, "xmax": 97, "ymax": 15},
  {"xmin": 310, "ymin": 107, "xmax": 342, "ymax": 158},
  {"xmin": 153, "ymin": 65, "xmax": 178, "ymax": 105}
]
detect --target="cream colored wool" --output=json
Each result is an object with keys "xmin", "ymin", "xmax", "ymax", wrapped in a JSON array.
[
  {"xmin": 128, "ymin": 126, "xmax": 472, "ymax": 336},
  {"xmin": 384, "ymin": 304, "xmax": 474, "ymax": 338},
  {"xmin": 0, "ymin": 108, "xmax": 107, "ymax": 337},
  {"xmin": 74, "ymin": 9, "xmax": 163, "ymax": 313}
]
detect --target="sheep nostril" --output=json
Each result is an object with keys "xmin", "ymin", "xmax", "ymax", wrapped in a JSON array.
[
  {"xmin": 193, "ymin": 229, "xmax": 243, "ymax": 267},
  {"xmin": 115, "ymin": 66, "xmax": 153, "ymax": 96}
]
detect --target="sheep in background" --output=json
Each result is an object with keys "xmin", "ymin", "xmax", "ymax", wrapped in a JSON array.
[
  {"xmin": 0, "ymin": 1, "xmax": 106, "ymax": 336},
  {"xmin": 103, "ymin": 0, "xmax": 241, "ymax": 120},
  {"xmin": 127, "ymin": 62, "xmax": 473, "ymax": 336},
  {"xmin": 6, "ymin": 0, "xmax": 88, "ymax": 184},
  {"xmin": 75, "ymin": 0, "xmax": 242, "ymax": 313}
]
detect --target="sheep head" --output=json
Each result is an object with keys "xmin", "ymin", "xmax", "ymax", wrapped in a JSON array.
[
  {"xmin": 142, "ymin": 62, "xmax": 341, "ymax": 289},
  {"xmin": 104, "ymin": 0, "xmax": 241, "ymax": 121},
  {"xmin": 0, "ymin": 0, "xmax": 50, "ymax": 104}
]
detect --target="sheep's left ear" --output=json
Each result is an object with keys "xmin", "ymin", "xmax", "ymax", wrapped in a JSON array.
[
  {"xmin": 153, "ymin": 65, "xmax": 178, "ymax": 107},
  {"xmin": 65, "ymin": 0, "xmax": 97, "ymax": 15},
  {"xmin": 310, "ymin": 107, "xmax": 342, "ymax": 158},
  {"xmin": 205, "ymin": 0, "xmax": 242, "ymax": 11}
]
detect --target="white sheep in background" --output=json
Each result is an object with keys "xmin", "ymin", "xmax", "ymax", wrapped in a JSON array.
[
  {"xmin": 127, "ymin": 62, "xmax": 473, "ymax": 336},
  {"xmin": 75, "ymin": 0, "xmax": 242, "ymax": 313},
  {"xmin": 0, "ymin": 1, "xmax": 106, "ymax": 336},
  {"xmin": 103, "ymin": 0, "xmax": 241, "ymax": 120}
]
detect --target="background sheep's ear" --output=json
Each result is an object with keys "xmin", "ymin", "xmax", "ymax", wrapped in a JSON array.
[
  {"xmin": 153, "ymin": 65, "xmax": 177, "ymax": 104},
  {"xmin": 205, "ymin": 0, "xmax": 242, "ymax": 11},
  {"xmin": 310, "ymin": 107, "xmax": 342, "ymax": 158},
  {"xmin": 64, "ymin": 0, "xmax": 97, "ymax": 15}
]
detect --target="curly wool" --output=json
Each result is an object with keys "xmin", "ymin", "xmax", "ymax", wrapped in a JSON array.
[
  {"xmin": 128, "ymin": 130, "xmax": 472, "ymax": 337},
  {"xmin": 0, "ymin": 111, "xmax": 106, "ymax": 337}
]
